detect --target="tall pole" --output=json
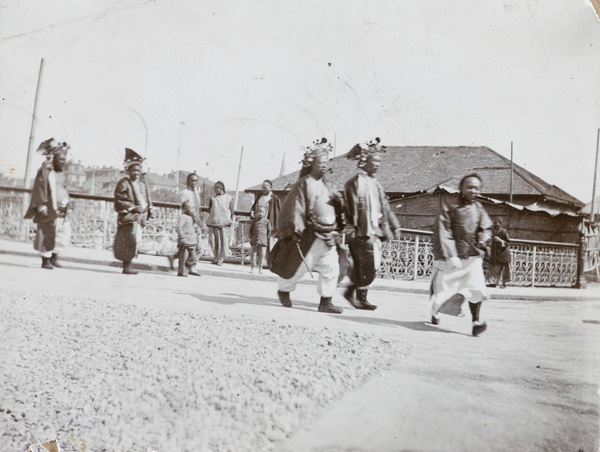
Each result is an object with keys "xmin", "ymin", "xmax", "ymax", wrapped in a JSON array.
[
  {"xmin": 233, "ymin": 146, "xmax": 244, "ymax": 211},
  {"xmin": 509, "ymin": 141, "xmax": 514, "ymax": 204},
  {"xmin": 24, "ymin": 58, "xmax": 45, "ymax": 189},
  {"xmin": 590, "ymin": 129, "xmax": 600, "ymax": 223},
  {"xmin": 176, "ymin": 121, "xmax": 184, "ymax": 191},
  {"xmin": 333, "ymin": 132, "xmax": 337, "ymax": 157}
]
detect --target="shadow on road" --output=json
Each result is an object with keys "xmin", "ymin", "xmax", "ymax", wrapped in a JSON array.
[
  {"xmin": 337, "ymin": 314, "xmax": 474, "ymax": 336},
  {"xmin": 175, "ymin": 290, "xmax": 320, "ymax": 313}
]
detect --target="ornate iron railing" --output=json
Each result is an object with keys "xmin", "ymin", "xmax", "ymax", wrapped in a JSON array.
[{"xmin": 0, "ymin": 186, "xmax": 582, "ymax": 287}]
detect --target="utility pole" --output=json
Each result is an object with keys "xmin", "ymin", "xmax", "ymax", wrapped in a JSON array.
[
  {"xmin": 233, "ymin": 146, "xmax": 244, "ymax": 211},
  {"xmin": 509, "ymin": 141, "xmax": 514, "ymax": 204},
  {"xmin": 24, "ymin": 58, "xmax": 45, "ymax": 189},
  {"xmin": 590, "ymin": 129, "xmax": 600, "ymax": 223}
]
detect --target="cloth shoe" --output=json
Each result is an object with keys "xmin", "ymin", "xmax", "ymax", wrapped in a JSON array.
[
  {"xmin": 41, "ymin": 257, "xmax": 53, "ymax": 270},
  {"xmin": 188, "ymin": 268, "xmax": 201, "ymax": 276},
  {"xmin": 430, "ymin": 316, "xmax": 439, "ymax": 325},
  {"xmin": 50, "ymin": 253, "xmax": 62, "ymax": 268},
  {"xmin": 318, "ymin": 297, "xmax": 343, "ymax": 314},
  {"xmin": 472, "ymin": 321, "xmax": 488, "ymax": 337},
  {"xmin": 277, "ymin": 290, "xmax": 292, "ymax": 307},
  {"xmin": 122, "ymin": 261, "xmax": 138, "ymax": 275}
]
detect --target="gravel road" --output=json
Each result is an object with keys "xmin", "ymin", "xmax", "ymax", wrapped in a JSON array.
[{"xmin": 0, "ymin": 289, "xmax": 408, "ymax": 452}]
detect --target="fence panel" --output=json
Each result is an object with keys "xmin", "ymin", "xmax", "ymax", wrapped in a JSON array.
[{"xmin": 0, "ymin": 186, "xmax": 582, "ymax": 287}]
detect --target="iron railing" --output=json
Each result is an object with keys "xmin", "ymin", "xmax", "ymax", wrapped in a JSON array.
[{"xmin": 0, "ymin": 186, "xmax": 582, "ymax": 287}]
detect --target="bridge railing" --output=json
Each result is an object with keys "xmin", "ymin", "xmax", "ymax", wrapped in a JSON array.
[{"xmin": 0, "ymin": 186, "xmax": 581, "ymax": 287}]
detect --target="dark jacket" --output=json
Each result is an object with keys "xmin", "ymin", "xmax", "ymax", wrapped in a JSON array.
[
  {"xmin": 490, "ymin": 227, "xmax": 511, "ymax": 264},
  {"xmin": 432, "ymin": 197, "xmax": 492, "ymax": 261},
  {"xmin": 114, "ymin": 176, "xmax": 150, "ymax": 226},
  {"xmin": 344, "ymin": 173, "xmax": 400, "ymax": 241},
  {"xmin": 24, "ymin": 162, "xmax": 69, "ymax": 223}
]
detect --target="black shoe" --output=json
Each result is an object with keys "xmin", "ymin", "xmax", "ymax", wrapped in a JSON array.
[
  {"xmin": 431, "ymin": 316, "xmax": 439, "ymax": 325},
  {"xmin": 50, "ymin": 253, "xmax": 62, "ymax": 268},
  {"xmin": 318, "ymin": 297, "xmax": 343, "ymax": 314},
  {"xmin": 41, "ymin": 257, "xmax": 53, "ymax": 270},
  {"xmin": 277, "ymin": 290, "xmax": 292, "ymax": 307},
  {"xmin": 343, "ymin": 285, "xmax": 356, "ymax": 305},
  {"xmin": 354, "ymin": 289, "xmax": 377, "ymax": 310},
  {"xmin": 472, "ymin": 321, "xmax": 488, "ymax": 336}
]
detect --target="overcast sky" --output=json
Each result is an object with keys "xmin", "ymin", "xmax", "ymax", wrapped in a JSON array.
[{"xmin": 1, "ymin": 0, "xmax": 599, "ymax": 201}]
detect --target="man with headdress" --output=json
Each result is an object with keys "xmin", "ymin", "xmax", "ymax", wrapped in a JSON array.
[
  {"xmin": 113, "ymin": 148, "xmax": 152, "ymax": 275},
  {"xmin": 25, "ymin": 138, "xmax": 73, "ymax": 269},
  {"xmin": 270, "ymin": 138, "xmax": 345, "ymax": 314},
  {"xmin": 177, "ymin": 172, "xmax": 202, "ymax": 277},
  {"xmin": 343, "ymin": 137, "xmax": 401, "ymax": 310}
]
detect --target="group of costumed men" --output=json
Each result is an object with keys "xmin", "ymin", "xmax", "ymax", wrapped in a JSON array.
[
  {"xmin": 25, "ymin": 137, "xmax": 493, "ymax": 336},
  {"xmin": 270, "ymin": 137, "xmax": 492, "ymax": 336}
]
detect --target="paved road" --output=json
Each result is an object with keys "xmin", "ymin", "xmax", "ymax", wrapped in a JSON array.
[{"xmin": 1, "ymin": 253, "xmax": 599, "ymax": 451}]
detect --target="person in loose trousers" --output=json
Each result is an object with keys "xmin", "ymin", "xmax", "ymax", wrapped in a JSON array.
[{"xmin": 429, "ymin": 173, "xmax": 492, "ymax": 336}]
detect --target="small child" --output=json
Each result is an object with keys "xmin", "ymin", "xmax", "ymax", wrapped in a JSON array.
[{"xmin": 249, "ymin": 206, "xmax": 271, "ymax": 274}]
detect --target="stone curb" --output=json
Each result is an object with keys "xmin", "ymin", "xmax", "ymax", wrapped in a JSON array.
[{"xmin": 1, "ymin": 248, "xmax": 599, "ymax": 302}]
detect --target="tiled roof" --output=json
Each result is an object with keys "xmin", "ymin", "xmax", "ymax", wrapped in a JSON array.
[{"xmin": 246, "ymin": 146, "xmax": 582, "ymax": 207}]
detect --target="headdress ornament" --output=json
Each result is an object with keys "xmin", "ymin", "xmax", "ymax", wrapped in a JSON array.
[
  {"xmin": 36, "ymin": 138, "xmax": 71, "ymax": 159},
  {"xmin": 123, "ymin": 147, "xmax": 145, "ymax": 171},
  {"xmin": 301, "ymin": 137, "xmax": 333, "ymax": 168},
  {"xmin": 346, "ymin": 137, "xmax": 386, "ymax": 168}
]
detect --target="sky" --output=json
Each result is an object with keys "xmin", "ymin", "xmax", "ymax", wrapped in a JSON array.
[{"xmin": 1, "ymin": 0, "xmax": 599, "ymax": 202}]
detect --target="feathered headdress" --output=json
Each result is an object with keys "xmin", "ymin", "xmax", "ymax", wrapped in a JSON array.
[
  {"xmin": 36, "ymin": 138, "xmax": 70, "ymax": 159},
  {"xmin": 301, "ymin": 137, "xmax": 333, "ymax": 168},
  {"xmin": 346, "ymin": 137, "xmax": 386, "ymax": 167},
  {"xmin": 123, "ymin": 147, "xmax": 145, "ymax": 171}
]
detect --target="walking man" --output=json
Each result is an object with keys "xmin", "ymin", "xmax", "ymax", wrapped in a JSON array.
[
  {"xmin": 489, "ymin": 220, "xmax": 511, "ymax": 288},
  {"xmin": 429, "ymin": 173, "xmax": 492, "ymax": 336},
  {"xmin": 270, "ymin": 138, "xmax": 345, "ymax": 314},
  {"xmin": 343, "ymin": 138, "xmax": 401, "ymax": 310},
  {"xmin": 25, "ymin": 138, "xmax": 72, "ymax": 269}
]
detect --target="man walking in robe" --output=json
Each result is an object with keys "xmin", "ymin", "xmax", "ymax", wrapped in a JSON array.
[
  {"xmin": 24, "ymin": 138, "xmax": 73, "ymax": 269},
  {"xmin": 270, "ymin": 138, "xmax": 345, "ymax": 314},
  {"xmin": 343, "ymin": 138, "xmax": 401, "ymax": 310},
  {"xmin": 429, "ymin": 173, "xmax": 492, "ymax": 336},
  {"xmin": 113, "ymin": 148, "xmax": 152, "ymax": 275}
]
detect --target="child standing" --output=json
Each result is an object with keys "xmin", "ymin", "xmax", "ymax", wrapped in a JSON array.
[{"xmin": 249, "ymin": 205, "xmax": 270, "ymax": 274}]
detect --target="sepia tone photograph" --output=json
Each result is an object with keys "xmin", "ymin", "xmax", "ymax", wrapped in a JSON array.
[{"xmin": 1, "ymin": 1, "xmax": 599, "ymax": 451}]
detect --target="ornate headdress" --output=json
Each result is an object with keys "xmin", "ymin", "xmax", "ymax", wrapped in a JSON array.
[
  {"xmin": 346, "ymin": 137, "xmax": 386, "ymax": 168},
  {"xmin": 36, "ymin": 138, "xmax": 71, "ymax": 160},
  {"xmin": 301, "ymin": 137, "xmax": 333, "ymax": 168},
  {"xmin": 123, "ymin": 147, "xmax": 145, "ymax": 171}
]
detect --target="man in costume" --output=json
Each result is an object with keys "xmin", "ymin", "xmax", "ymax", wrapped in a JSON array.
[
  {"xmin": 24, "ymin": 138, "xmax": 73, "ymax": 269},
  {"xmin": 177, "ymin": 172, "xmax": 202, "ymax": 277},
  {"xmin": 270, "ymin": 138, "xmax": 345, "ymax": 314},
  {"xmin": 429, "ymin": 173, "xmax": 492, "ymax": 336},
  {"xmin": 113, "ymin": 148, "xmax": 152, "ymax": 275},
  {"xmin": 343, "ymin": 137, "xmax": 401, "ymax": 310}
]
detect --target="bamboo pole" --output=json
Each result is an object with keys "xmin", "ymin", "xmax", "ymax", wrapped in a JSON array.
[
  {"xmin": 509, "ymin": 141, "xmax": 514, "ymax": 204},
  {"xmin": 233, "ymin": 146, "xmax": 244, "ymax": 211}
]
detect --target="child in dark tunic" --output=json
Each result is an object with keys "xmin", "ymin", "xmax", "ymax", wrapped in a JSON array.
[{"xmin": 249, "ymin": 206, "xmax": 270, "ymax": 274}]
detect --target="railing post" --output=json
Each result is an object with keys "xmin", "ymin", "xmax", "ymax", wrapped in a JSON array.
[
  {"xmin": 531, "ymin": 245, "xmax": 537, "ymax": 288},
  {"xmin": 413, "ymin": 234, "xmax": 420, "ymax": 281}
]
